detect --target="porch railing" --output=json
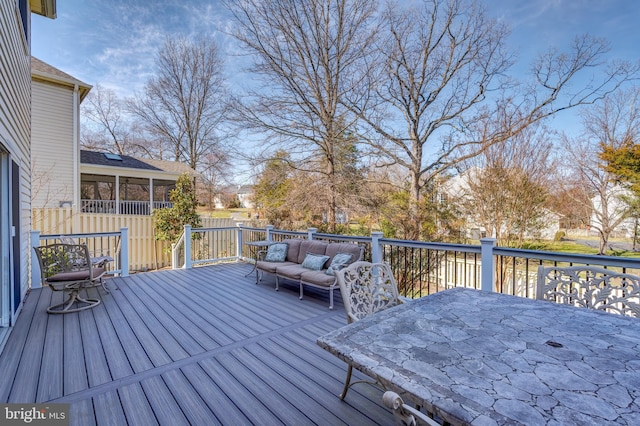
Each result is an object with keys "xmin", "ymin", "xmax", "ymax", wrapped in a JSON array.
[
  {"xmin": 173, "ymin": 225, "xmax": 640, "ymax": 299},
  {"xmin": 81, "ymin": 199, "xmax": 173, "ymax": 215},
  {"xmin": 30, "ymin": 228, "xmax": 130, "ymax": 289}
]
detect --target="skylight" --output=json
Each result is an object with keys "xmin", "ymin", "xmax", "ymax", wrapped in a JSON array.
[{"xmin": 104, "ymin": 153, "xmax": 122, "ymax": 161}]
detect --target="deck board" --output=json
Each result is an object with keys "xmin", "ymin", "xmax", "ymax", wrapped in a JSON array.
[
  {"xmin": 63, "ymin": 313, "xmax": 88, "ymax": 396},
  {"xmin": 79, "ymin": 304, "xmax": 112, "ymax": 388},
  {"xmin": 93, "ymin": 389, "xmax": 127, "ymax": 426},
  {"xmin": 91, "ymin": 299, "xmax": 134, "ymax": 380},
  {"xmin": 118, "ymin": 382, "xmax": 158, "ymax": 426},
  {"xmin": 0, "ymin": 263, "xmax": 395, "ymax": 425},
  {"xmin": 9, "ymin": 288, "xmax": 51, "ymax": 402},
  {"xmin": 180, "ymin": 363, "xmax": 249, "ymax": 425},
  {"xmin": 140, "ymin": 375, "xmax": 190, "ymax": 425},
  {"xmin": 36, "ymin": 309, "xmax": 63, "ymax": 401}
]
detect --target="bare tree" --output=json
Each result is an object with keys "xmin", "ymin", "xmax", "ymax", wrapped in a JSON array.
[
  {"xmin": 197, "ymin": 150, "xmax": 233, "ymax": 211},
  {"xmin": 227, "ymin": 0, "xmax": 378, "ymax": 231},
  {"xmin": 128, "ymin": 36, "xmax": 230, "ymax": 171},
  {"xmin": 458, "ymin": 124, "xmax": 556, "ymax": 247},
  {"xmin": 348, "ymin": 0, "xmax": 638, "ymax": 239},
  {"xmin": 562, "ymin": 89, "xmax": 640, "ymax": 254},
  {"xmin": 81, "ymin": 84, "xmax": 138, "ymax": 155}
]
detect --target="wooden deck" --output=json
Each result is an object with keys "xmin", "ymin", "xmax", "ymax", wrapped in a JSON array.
[{"xmin": 0, "ymin": 263, "xmax": 395, "ymax": 425}]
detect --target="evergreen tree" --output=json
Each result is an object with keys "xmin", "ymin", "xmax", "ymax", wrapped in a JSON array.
[{"xmin": 153, "ymin": 173, "xmax": 202, "ymax": 244}]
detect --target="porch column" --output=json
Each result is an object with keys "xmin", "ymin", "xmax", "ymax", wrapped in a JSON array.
[
  {"xmin": 30, "ymin": 231, "xmax": 42, "ymax": 289},
  {"xmin": 120, "ymin": 227, "xmax": 129, "ymax": 277},
  {"xmin": 184, "ymin": 225, "xmax": 192, "ymax": 269},
  {"xmin": 371, "ymin": 231, "xmax": 383, "ymax": 263},
  {"xmin": 115, "ymin": 175, "xmax": 120, "ymax": 214},
  {"xmin": 236, "ymin": 223, "xmax": 243, "ymax": 260},
  {"xmin": 149, "ymin": 178, "xmax": 154, "ymax": 214},
  {"xmin": 480, "ymin": 238, "xmax": 497, "ymax": 292},
  {"xmin": 307, "ymin": 228, "xmax": 317, "ymax": 240}
]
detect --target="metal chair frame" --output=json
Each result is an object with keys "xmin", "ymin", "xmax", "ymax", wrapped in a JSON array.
[
  {"xmin": 536, "ymin": 265, "xmax": 640, "ymax": 317},
  {"xmin": 33, "ymin": 243, "xmax": 105, "ymax": 314},
  {"xmin": 335, "ymin": 261, "xmax": 403, "ymax": 400}
]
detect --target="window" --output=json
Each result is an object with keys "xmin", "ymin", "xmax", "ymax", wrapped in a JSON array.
[
  {"xmin": 17, "ymin": 0, "xmax": 29, "ymax": 44},
  {"xmin": 103, "ymin": 153, "xmax": 123, "ymax": 161}
]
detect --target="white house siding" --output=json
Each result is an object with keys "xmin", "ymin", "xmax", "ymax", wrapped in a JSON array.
[
  {"xmin": 0, "ymin": 1, "xmax": 33, "ymax": 339},
  {"xmin": 31, "ymin": 78, "xmax": 75, "ymax": 208}
]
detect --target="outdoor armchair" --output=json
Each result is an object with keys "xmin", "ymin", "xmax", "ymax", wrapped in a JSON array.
[{"xmin": 33, "ymin": 243, "xmax": 105, "ymax": 314}]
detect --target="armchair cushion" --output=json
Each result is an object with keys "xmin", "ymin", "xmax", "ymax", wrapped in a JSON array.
[{"xmin": 46, "ymin": 267, "xmax": 105, "ymax": 282}]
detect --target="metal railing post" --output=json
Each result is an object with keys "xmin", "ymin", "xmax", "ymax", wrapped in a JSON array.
[
  {"xmin": 30, "ymin": 230, "xmax": 42, "ymax": 288},
  {"xmin": 480, "ymin": 238, "xmax": 497, "ymax": 292},
  {"xmin": 307, "ymin": 228, "xmax": 317, "ymax": 240},
  {"xmin": 120, "ymin": 227, "xmax": 129, "ymax": 277},
  {"xmin": 371, "ymin": 231, "xmax": 383, "ymax": 263},
  {"xmin": 236, "ymin": 223, "xmax": 243, "ymax": 261},
  {"xmin": 266, "ymin": 225, "xmax": 273, "ymax": 242},
  {"xmin": 184, "ymin": 225, "xmax": 192, "ymax": 269}
]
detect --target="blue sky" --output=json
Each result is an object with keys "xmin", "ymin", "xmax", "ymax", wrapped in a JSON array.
[
  {"xmin": 31, "ymin": 0, "xmax": 640, "ymax": 148},
  {"xmin": 33, "ymin": 0, "xmax": 640, "ymax": 93}
]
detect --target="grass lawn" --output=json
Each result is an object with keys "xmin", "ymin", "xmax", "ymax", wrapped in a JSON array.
[
  {"xmin": 526, "ymin": 240, "xmax": 640, "ymax": 258},
  {"xmin": 199, "ymin": 208, "xmax": 251, "ymax": 219}
]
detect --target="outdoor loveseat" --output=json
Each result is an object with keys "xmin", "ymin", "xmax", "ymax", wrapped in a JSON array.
[{"xmin": 255, "ymin": 238, "xmax": 364, "ymax": 309}]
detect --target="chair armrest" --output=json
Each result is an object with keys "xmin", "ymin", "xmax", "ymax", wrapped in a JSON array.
[
  {"xmin": 90, "ymin": 255, "xmax": 114, "ymax": 266},
  {"xmin": 257, "ymin": 249, "xmax": 268, "ymax": 261}
]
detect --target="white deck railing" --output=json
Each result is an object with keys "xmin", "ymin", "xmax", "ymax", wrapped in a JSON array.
[
  {"xmin": 30, "ymin": 228, "xmax": 130, "ymax": 289},
  {"xmin": 173, "ymin": 225, "xmax": 640, "ymax": 298}
]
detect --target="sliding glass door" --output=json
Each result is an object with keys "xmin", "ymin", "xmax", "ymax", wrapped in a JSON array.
[{"xmin": 0, "ymin": 147, "xmax": 9, "ymax": 329}]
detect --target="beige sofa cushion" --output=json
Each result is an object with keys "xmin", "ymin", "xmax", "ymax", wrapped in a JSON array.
[
  {"xmin": 256, "ymin": 260, "xmax": 296, "ymax": 273},
  {"xmin": 275, "ymin": 264, "xmax": 308, "ymax": 280},
  {"xmin": 325, "ymin": 242, "xmax": 361, "ymax": 265},
  {"xmin": 283, "ymin": 239, "xmax": 304, "ymax": 263},
  {"xmin": 297, "ymin": 240, "xmax": 329, "ymax": 263},
  {"xmin": 300, "ymin": 270, "xmax": 336, "ymax": 287}
]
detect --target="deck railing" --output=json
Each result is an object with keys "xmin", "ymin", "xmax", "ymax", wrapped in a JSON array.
[
  {"xmin": 29, "ymin": 228, "xmax": 130, "ymax": 288},
  {"xmin": 173, "ymin": 225, "xmax": 640, "ymax": 299}
]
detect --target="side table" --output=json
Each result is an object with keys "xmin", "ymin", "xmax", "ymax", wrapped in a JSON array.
[{"xmin": 244, "ymin": 240, "xmax": 271, "ymax": 277}]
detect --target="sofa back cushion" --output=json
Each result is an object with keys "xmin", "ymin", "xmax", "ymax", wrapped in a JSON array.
[
  {"xmin": 282, "ymin": 239, "xmax": 304, "ymax": 263},
  {"xmin": 297, "ymin": 240, "xmax": 329, "ymax": 263},
  {"xmin": 325, "ymin": 243, "xmax": 362, "ymax": 266}
]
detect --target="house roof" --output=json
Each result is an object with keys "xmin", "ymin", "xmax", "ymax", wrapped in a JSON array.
[
  {"xmin": 31, "ymin": 57, "xmax": 92, "ymax": 101},
  {"xmin": 30, "ymin": 0, "xmax": 56, "ymax": 18},
  {"xmin": 81, "ymin": 150, "xmax": 196, "ymax": 176}
]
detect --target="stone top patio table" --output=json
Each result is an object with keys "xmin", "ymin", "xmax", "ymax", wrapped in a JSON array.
[{"xmin": 317, "ymin": 287, "xmax": 640, "ymax": 425}]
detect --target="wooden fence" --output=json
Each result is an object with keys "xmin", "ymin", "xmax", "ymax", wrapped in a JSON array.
[{"xmin": 31, "ymin": 208, "xmax": 250, "ymax": 271}]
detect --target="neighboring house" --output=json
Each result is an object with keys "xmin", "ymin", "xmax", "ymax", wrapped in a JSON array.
[
  {"xmin": 590, "ymin": 185, "xmax": 636, "ymax": 238},
  {"xmin": 31, "ymin": 58, "xmax": 196, "ymax": 215},
  {"xmin": 214, "ymin": 185, "xmax": 255, "ymax": 209},
  {"xmin": 0, "ymin": 1, "xmax": 57, "ymax": 351},
  {"xmin": 237, "ymin": 185, "xmax": 254, "ymax": 209},
  {"xmin": 31, "ymin": 56, "xmax": 91, "ymax": 209},
  {"xmin": 80, "ymin": 150, "xmax": 196, "ymax": 215},
  {"xmin": 440, "ymin": 169, "xmax": 560, "ymax": 241}
]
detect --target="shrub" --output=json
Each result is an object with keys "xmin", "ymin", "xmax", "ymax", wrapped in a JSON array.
[
  {"xmin": 554, "ymin": 231, "xmax": 566, "ymax": 242},
  {"xmin": 153, "ymin": 173, "xmax": 202, "ymax": 243}
]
